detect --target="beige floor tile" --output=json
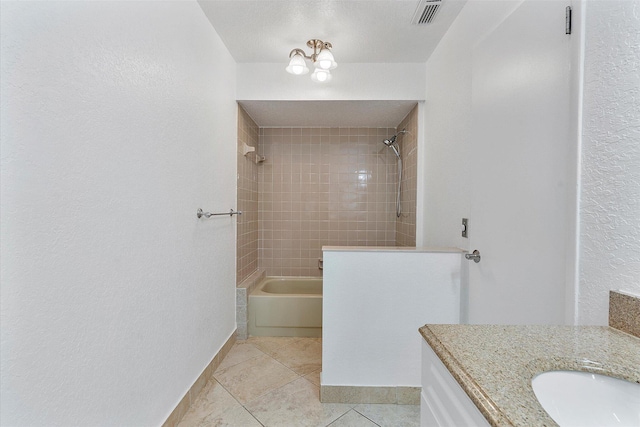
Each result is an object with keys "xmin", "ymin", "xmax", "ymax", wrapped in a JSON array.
[
  {"xmin": 215, "ymin": 341, "xmax": 265, "ymax": 372},
  {"xmin": 247, "ymin": 336, "xmax": 302, "ymax": 356},
  {"xmin": 328, "ymin": 410, "xmax": 380, "ymax": 427},
  {"xmin": 213, "ymin": 353, "xmax": 299, "ymax": 404},
  {"xmin": 245, "ymin": 378, "xmax": 352, "ymax": 427},
  {"xmin": 304, "ymin": 369, "xmax": 321, "ymax": 387},
  {"xmin": 173, "ymin": 337, "xmax": 419, "ymax": 427},
  {"xmin": 197, "ymin": 405, "xmax": 262, "ymax": 427},
  {"xmin": 177, "ymin": 380, "xmax": 240, "ymax": 427},
  {"xmin": 353, "ymin": 404, "xmax": 420, "ymax": 427},
  {"xmin": 269, "ymin": 339, "xmax": 322, "ymax": 375}
]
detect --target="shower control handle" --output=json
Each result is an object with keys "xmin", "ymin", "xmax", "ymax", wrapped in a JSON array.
[{"xmin": 465, "ymin": 250, "xmax": 481, "ymax": 263}]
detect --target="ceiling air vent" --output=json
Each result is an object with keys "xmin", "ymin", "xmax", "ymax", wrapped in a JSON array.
[{"xmin": 411, "ymin": 0, "xmax": 442, "ymax": 25}]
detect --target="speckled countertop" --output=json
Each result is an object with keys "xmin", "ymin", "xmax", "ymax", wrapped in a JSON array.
[{"xmin": 419, "ymin": 324, "xmax": 640, "ymax": 427}]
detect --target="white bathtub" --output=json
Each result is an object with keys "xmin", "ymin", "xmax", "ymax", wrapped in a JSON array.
[{"xmin": 248, "ymin": 276, "xmax": 322, "ymax": 337}]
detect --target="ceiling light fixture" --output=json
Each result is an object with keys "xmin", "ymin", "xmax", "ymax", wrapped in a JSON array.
[{"xmin": 286, "ymin": 39, "xmax": 337, "ymax": 82}]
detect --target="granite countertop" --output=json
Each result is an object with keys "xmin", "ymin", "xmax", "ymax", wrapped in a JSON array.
[{"xmin": 419, "ymin": 324, "xmax": 640, "ymax": 427}]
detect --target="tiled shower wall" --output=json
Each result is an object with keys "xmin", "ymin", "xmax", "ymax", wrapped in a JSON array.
[
  {"xmin": 258, "ymin": 127, "xmax": 400, "ymax": 277},
  {"xmin": 236, "ymin": 107, "xmax": 259, "ymax": 284},
  {"xmin": 395, "ymin": 105, "xmax": 418, "ymax": 246}
]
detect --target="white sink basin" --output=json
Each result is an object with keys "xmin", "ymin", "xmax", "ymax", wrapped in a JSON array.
[{"xmin": 532, "ymin": 370, "xmax": 640, "ymax": 427}]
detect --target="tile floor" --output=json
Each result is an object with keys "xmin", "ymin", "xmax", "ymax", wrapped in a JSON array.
[{"xmin": 178, "ymin": 337, "xmax": 420, "ymax": 427}]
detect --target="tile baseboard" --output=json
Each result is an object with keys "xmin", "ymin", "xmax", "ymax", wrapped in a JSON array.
[
  {"xmin": 320, "ymin": 385, "xmax": 421, "ymax": 405},
  {"xmin": 162, "ymin": 330, "xmax": 237, "ymax": 427}
]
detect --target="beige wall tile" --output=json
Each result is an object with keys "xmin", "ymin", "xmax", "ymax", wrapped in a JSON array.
[
  {"xmin": 237, "ymin": 106, "xmax": 260, "ymax": 284},
  {"xmin": 257, "ymin": 127, "xmax": 402, "ymax": 276},
  {"xmin": 239, "ymin": 118, "xmax": 417, "ymax": 279}
]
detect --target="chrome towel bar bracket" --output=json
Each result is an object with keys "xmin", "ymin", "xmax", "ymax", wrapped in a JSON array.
[{"xmin": 197, "ymin": 208, "xmax": 242, "ymax": 218}]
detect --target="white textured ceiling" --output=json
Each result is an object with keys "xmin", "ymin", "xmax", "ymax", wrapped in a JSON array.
[
  {"xmin": 198, "ymin": 0, "xmax": 466, "ymax": 63},
  {"xmin": 199, "ymin": 0, "xmax": 465, "ymax": 127},
  {"xmin": 239, "ymin": 100, "xmax": 418, "ymax": 127}
]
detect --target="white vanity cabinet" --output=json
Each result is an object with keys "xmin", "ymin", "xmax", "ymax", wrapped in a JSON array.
[{"xmin": 421, "ymin": 340, "xmax": 490, "ymax": 427}]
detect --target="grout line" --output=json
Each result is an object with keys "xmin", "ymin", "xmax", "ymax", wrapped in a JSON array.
[
  {"xmin": 246, "ymin": 409, "xmax": 266, "ymax": 427},
  {"xmin": 213, "ymin": 358, "xmax": 260, "ymax": 376},
  {"xmin": 208, "ymin": 377, "xmax": 247, "ymax": 414},
  {"xmin": 325, "ymin": 409, "xmax": 372, "ymax": 427},
  {"xmin": 352, "ymin": 407, "xmax": 383, "ymax": 427}
]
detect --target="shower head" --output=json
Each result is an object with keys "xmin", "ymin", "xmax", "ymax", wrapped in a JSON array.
[
  {"xmin": 383, "ymin": 129, "xmax": 408, "ymax": 146},
  {"xmin": 383, "ymin": 135, "xmax": 397, "ymax": 146}
]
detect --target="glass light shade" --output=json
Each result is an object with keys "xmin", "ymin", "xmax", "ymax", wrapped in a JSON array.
[
  {"xmin": 315, "ymin": 49, "xmax": 337, "ymax": 70},
  {"xmin": 285, "ymin": 53, "xmax": 309, "ymax": 75},
  {"xmin": 310, "ymin": 68, "xmax": 332, "ymax": 83}
]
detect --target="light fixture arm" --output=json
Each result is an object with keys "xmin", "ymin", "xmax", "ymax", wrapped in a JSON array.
[
  {"xmin": 288, "ymin": 39, "xmax": 333, "ymax": 63},
  {"xmin": 288, "ymin": 48, "xmax": 310, "ymax": 59}
]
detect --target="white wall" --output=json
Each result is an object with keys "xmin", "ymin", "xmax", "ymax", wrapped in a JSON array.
[
  {"xmin": 237, "ymin": 62, "xmax": 425, "ymax": 101},
  {"xmin": 577, "ymin": 0, "xmax": 640, "ymax": 324},
  {"xmin": 0, "ymin": 2, "xmax": 237, "ymax": 425},
  {"xmin": 422, "ymin": 0, "xmax": 639, "ymax": 325},
  {"xmin": 322, "ymin": 248, "xmax": 463, "ymax": 387},
  {"xmin": 422, "ymin": 0, "xmax": 577, "ymax": 325},
  {"xmin": 422, "ymin": 1, "xmax": 522, "ymax": 250}
]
